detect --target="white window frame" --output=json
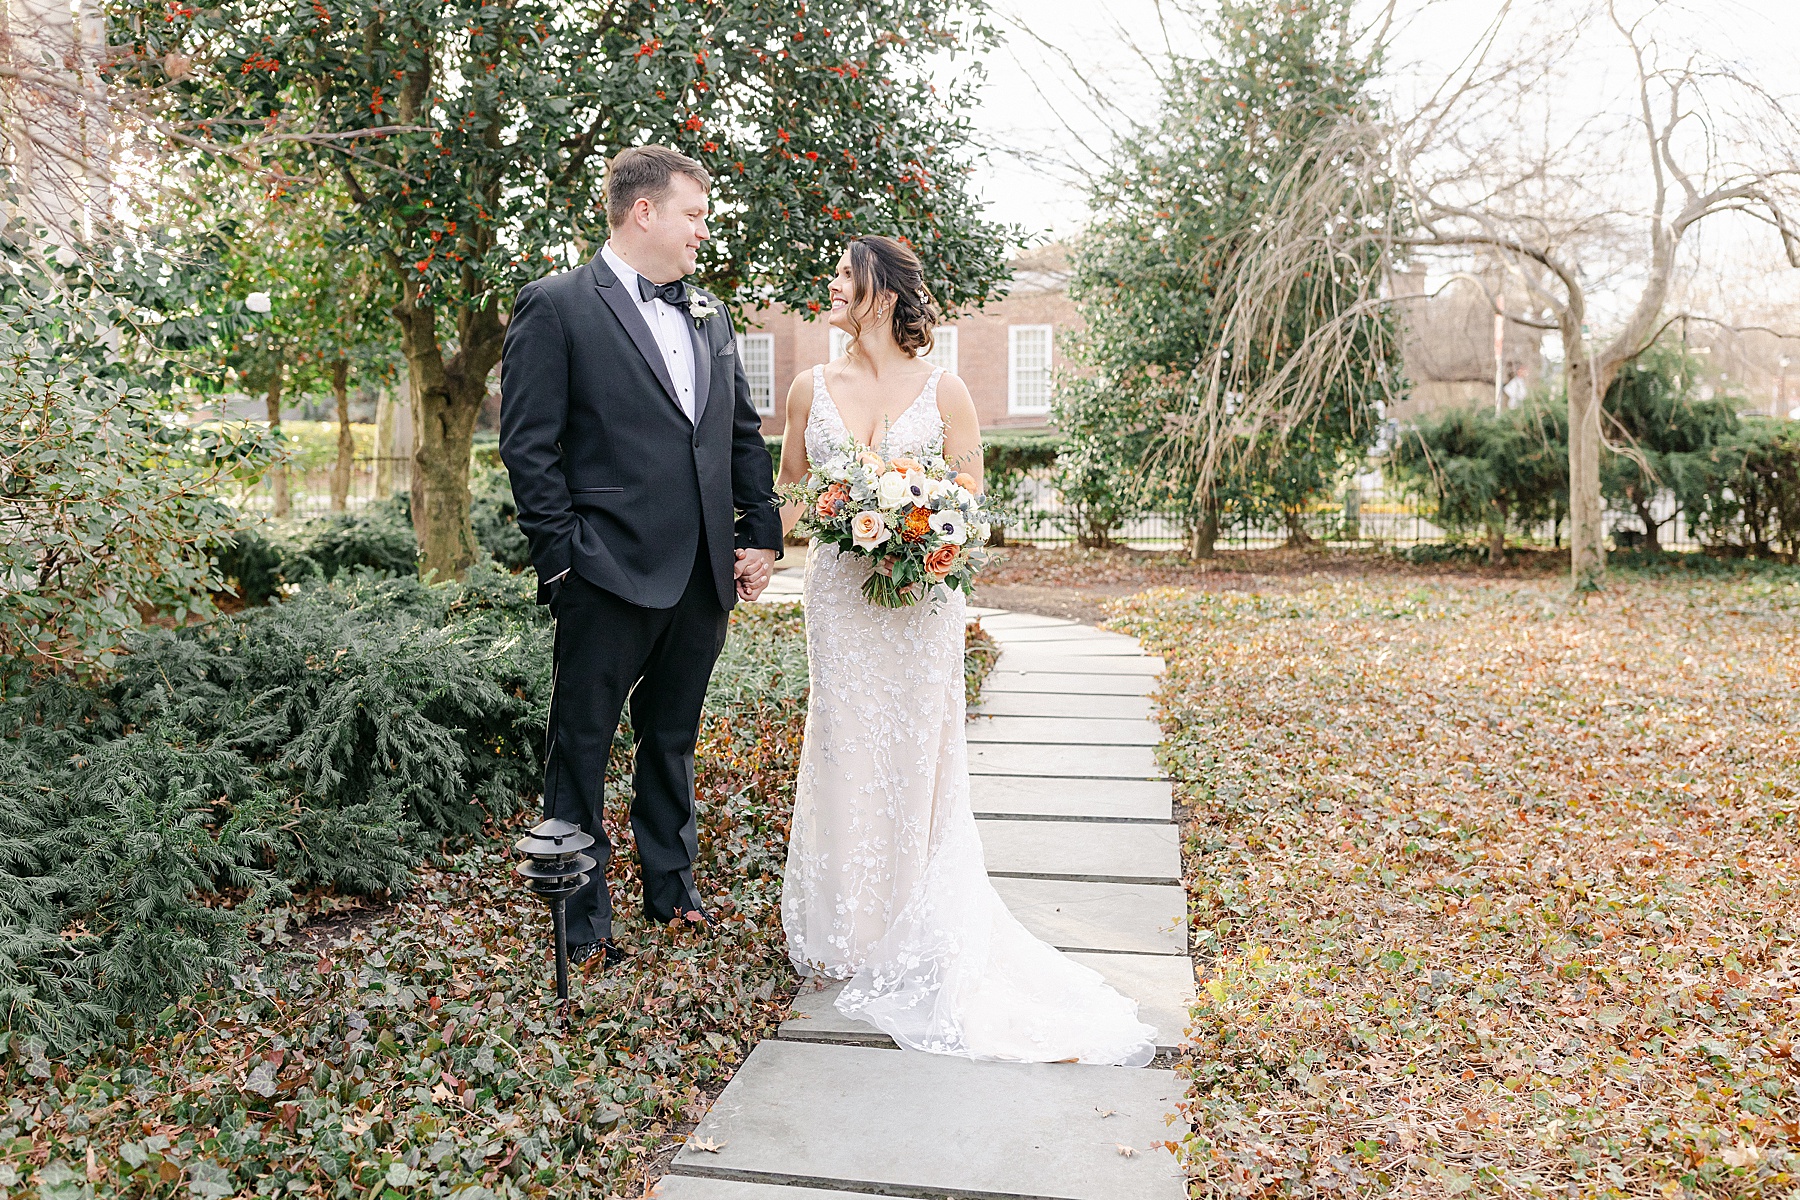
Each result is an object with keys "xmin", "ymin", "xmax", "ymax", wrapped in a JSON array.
[
  {"xmin": 923, "ymin": 326, "xmax": 958, "ymax": 374},
  {"xmin": 738, "ymin": 333, "xmax": 776, "ymax": 415},
  {"xmin": 1008, "ymin": 324, "xmax": 1054, "ymax": 415},
  {"xmin": 831, "ymin": 325, "xmax": 958, "ymax": 373}
]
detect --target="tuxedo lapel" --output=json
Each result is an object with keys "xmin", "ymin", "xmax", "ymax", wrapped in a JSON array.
[
  {"xmin": 589, "ymin": 256, "xmax": 686, "ymax": 421},
  {"xmin": 687, "ymin": 305, "xmax": 712, "ymax": 426}
]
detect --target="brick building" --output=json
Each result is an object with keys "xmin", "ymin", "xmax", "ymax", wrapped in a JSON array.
[{"xmin": 738, "ymin": 244, "xmax": 1078, "ymax": 435}]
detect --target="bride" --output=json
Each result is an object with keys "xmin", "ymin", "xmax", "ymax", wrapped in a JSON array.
[{"xmin": 773, "ymin": 235, "xmax": 1157, "ymax": 1068}]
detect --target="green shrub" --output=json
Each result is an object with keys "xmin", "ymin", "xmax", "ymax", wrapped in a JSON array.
[
  {"xmin": 1, "ymin": 219, "xmax": 280, "ymax": 683},
  {"xmin": 1388, "ymin": 398, "xmax": 1568, "ymax": 564},
  {"xmin": 299, "ymin": 495, "xmax": 420, "ymax": 577},
  {"xmin": 0, "ymin": 565, "xmax": 550, "ymax": 1047},
  {"xmin": 1685, "ymin": 417, "xmax": 1800, "ymax": 560}
]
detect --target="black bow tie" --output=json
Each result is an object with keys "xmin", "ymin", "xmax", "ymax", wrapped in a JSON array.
[{"xmin": 637, "ymin": 276, "xmax": 689, "ymax": 308}]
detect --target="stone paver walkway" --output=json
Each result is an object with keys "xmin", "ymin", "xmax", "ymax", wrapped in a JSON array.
[{"xmin": 654, "ymin": 572, "xmax": 1191, "ymax": 1200}]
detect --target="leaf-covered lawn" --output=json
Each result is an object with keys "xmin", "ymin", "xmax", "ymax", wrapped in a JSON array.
[{"xmin": 1110, "ymin": 572, "xmax": 1800, "ymax": 1198}]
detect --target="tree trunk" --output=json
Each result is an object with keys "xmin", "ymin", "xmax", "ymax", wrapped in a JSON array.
[
  {"xmin": 264, "ymin": 365, "xmax": 288, "ymax": 519},
  {"xmin": 1632, "ymin": 491, "xmax": 1661, "ymax": 554},
  {"xmin": 1283, "ymin": 507, "xmax": 1314, "ymax": 548},
  {"xmin": 1189, "ymin": 502, "xmax": 1219, "ymax": 559},
  {"xmin": 330, "ymin": 357, "xmax": 353, "ymax": 513},
  {"xmin": 394, "ymin": 294, "xmax": 504, "ymax": 581},
  {"xmin": 1486, "ymin": 508, "xmax": 1507, "ymax": 566},
  {"xmin": 1566, "ymin": 356, "xmax": 1605, "ymax": 589}
]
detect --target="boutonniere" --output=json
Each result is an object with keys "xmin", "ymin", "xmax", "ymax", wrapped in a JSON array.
[{"xmin": 689, "ymin": 296, "xmax": 718, "ymax": 327}]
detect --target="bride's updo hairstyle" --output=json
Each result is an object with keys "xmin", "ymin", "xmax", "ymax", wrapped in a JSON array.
[{"xmin": 845, "ymin": 235, "xmax": 943, "ymax": 359}]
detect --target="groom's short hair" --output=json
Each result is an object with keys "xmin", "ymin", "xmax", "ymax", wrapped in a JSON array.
[{"xmin": 605, "ymin": 146, "xmax": 712, "ymax": 228}]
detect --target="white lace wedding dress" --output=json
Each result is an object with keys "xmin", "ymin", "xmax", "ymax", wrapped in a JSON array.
[{"xmin": 780, "ymin": 364, "xmax": 1157, "ymax": 1067}]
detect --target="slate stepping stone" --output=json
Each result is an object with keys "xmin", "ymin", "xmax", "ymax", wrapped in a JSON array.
[
  {"xmin": 992, "ymin": 876, "xmax": 1188, "ymax": 956},
  {"xmin": 977, "ymin": 818, "xmax": 1179, "ymax": 884},
  {"xmin": 967, "ymin": 715, "xmax": 1161, "ymax": 745},
  {"xmin": 970, "ymin": 776, "xmax": 1173, "ymax": 823},
  {"xmin": 969, "ymin": 742, "xmax": 1162, "ymax": 780},
  {"xmin": 977, "ymin": 612, "xmax": 1080, "ymax": 630},
  {"xmin": 667, "ymin": 1041, "xmax": 1187, "ymax": 1200},
  {"xmin": 996, "ymin": 651, "xmax": 1165, "ymax": 673},
  {"xmin": 971, "ymin": 692, "xmax": 1156, "ymax": 720},
  {"xmin": 983, "ymin": 670, "xmax": 1157, "ymax": 696},
  {"xmin": 651, "ymin": 1179, "xmax": 869, "ymax": 1200},
  {"xmin": 988, "ymin": 631, "xmax": 1144, "ymax": 653},
  {"xmin": 986, "ymin": 623, "xmax": 1141, "ymax": 643},
  {"xmin": 780, "ymin": 953, "xmax": 1195, "ymax": 1055}
]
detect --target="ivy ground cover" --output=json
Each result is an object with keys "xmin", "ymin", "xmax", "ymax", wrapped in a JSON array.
[
  {"xmin": 1110, "ymin": 572, "xmax": 1799, "ymax": 1198},
  {"xmin": 0, "ymin": 604, "xmax": 1000, "ymax": 1199}
]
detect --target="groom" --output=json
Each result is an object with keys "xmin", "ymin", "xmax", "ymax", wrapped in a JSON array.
[{"xmin": 500, "ymin": 145, "xmax": 782, "ymax": 968}]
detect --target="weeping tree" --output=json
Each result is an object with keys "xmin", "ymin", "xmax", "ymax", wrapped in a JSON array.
[
  {"xmin": 1172, "ymin": 0, "xmax": 1800, "ymax": 589},
  {"xmin": 116, "ymin": 0, "xmax": 1010, "ymax": 578},
  {"xmin": 1061, "ymin": 0, "xmax": 1395, "ymax": 557}
]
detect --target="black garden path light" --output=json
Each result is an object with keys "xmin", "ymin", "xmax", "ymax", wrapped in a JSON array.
[{"xmin": 514, "ymin": 818, "xmax": 596, "ymax": 1011}]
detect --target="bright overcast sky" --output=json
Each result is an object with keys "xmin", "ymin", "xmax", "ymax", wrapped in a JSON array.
[{"xmin": 968, "ymin": 0, "xmax": 1800, "ymax": 248}]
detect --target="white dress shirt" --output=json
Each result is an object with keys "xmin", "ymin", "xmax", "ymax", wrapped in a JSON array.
[{"xmin": 602, "ymin": 242, "xmax": 697, "ymax": 423}]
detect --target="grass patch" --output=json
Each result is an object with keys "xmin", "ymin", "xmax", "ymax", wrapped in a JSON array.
[{"xmin": 1110, "ymin": 573, "xmax": 1799, "ymax": 1198}]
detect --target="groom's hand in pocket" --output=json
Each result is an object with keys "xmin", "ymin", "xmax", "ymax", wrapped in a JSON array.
[{"xmin": 734, "ymin": 548, "xmax": 776, "ymax": 601}]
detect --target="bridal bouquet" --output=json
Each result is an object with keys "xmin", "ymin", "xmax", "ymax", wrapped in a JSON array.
[{"xmin": 782, "ymin": 444, "xmax": 998, "ymax": 608}]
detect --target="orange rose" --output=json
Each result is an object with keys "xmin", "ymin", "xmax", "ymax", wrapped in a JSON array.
[
  {"xmin": 890, "ymin": 456, "xmax": 924, "ymax": 474},
  {"xmin": 923, "ymin": 544, "xmax": 958, "ymax": 577},
  {"xmin": 953, "ymin": 472, "xmax": 978, "ymax": 492},
  {"xmin": 900, "ymin": 508, "xmax": 933, "ymax": 542},
  {"xmin": 816, "ymin": 482, "xmax": 849, "ymax": 518}
]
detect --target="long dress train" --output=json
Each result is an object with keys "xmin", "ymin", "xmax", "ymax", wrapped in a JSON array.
[{"xmin": 780, "ymin": 364, "xmax": 1157, "ymax": 1067}]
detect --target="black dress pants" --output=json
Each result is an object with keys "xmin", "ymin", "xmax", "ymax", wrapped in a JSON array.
[{"xmin": 542, "ymin": 543, "xmax": 728, "ymax": 943}]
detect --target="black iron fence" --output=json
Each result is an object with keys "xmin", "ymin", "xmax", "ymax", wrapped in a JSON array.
[
  {"xmin": 234, "ymin": 456, "xmax": 1710, "ymax": 555},
  {"xmin": 1000, "ymin": 467, "xmax": 1706, "ymax": 553},
  {"xmin": 235, "ymin": 455, "xmax": 414, "ymax": 518}
]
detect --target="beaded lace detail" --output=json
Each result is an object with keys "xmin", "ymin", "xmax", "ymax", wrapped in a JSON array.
[{"xmin": 779, "ymin": 363, "xmax": 1157, "ymax": 1066}]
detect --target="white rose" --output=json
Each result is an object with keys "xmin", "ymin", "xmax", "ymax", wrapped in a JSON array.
[
  {"xmin": 932, "ymin": 509, "xmax": 968, "ymax": 546},
  {"xmin": 245, "ymin": 291, "xmax": 273, "ymax": 313},
  {"xmin": 849, "ymin": 510, "xmax": 889, "ymax": 550},
  {"xmin": 876, "ymin": 470, "xmax": 910, "ymax": 510}
]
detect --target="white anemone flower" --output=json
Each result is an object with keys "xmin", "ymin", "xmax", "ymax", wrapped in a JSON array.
[
  {"xmin": 932, "ymin": 509, "xmax": 968, "ymax": 545},
  {"xmin": 245, "ymin": 291, "xmax": 273, "ymax": 314}
]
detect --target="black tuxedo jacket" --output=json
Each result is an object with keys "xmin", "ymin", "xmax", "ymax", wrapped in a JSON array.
[{"xmin": 498, "ymin": 252, "xmax": 782, "ymax": 609}]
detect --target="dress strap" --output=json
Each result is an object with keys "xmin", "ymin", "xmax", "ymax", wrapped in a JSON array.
[{"xmin": 813, "ymin": 362, "xmax": 826, "ymax": 400}]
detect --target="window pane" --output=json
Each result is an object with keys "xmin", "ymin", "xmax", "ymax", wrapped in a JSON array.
[
  {"xmin": 740, "ymin": 333, "xmax": 776, "ymax": 415},
  {"xmin": 1009, "ymin": 326, "xmax": 1053, "ymax": 414},
  {"xmin": 830, "ymin": 328, "xmax": 851, "ymax": 361},
  {"xmin": 924, "ymin": 327, "xmax": 958, "ymax": 374}
]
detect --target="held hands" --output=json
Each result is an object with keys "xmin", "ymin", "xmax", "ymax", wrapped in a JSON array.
[{"xmin": 733, "ymin": 547, "xmax": 777, "ymax": 601}]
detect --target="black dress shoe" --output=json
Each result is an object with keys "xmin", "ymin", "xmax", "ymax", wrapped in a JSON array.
[{"xmin": 568, "ymin": 939, "xmax": 627, "ymax": 971}]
